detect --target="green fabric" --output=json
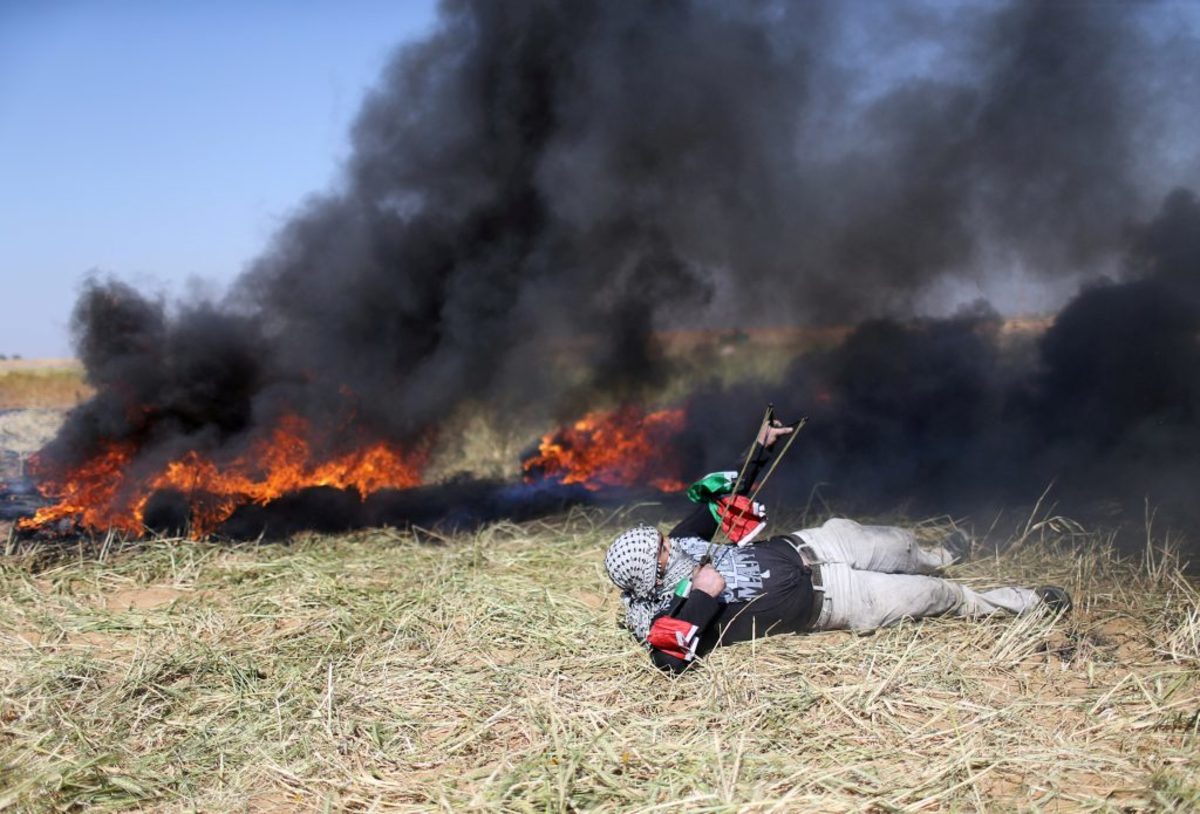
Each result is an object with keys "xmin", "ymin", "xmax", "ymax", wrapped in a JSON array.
[
  {"xmin": 686, "ymin": 470, "xmax": 738, "ymax": 525},
  {"xmin": 686, "ymin": 470, "xmax": 737, "ymax": 504}
]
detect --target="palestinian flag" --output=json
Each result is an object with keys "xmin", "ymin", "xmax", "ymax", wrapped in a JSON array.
[{"xmin": 686, "ymin": 470, "xmax": 738, "ymax": 504}]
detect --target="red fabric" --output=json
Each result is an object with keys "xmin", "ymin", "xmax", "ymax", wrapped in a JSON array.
[
  {"xmin": 647, "ymin": 616, "xmax": 699, "ymax": 661},
  {"xmin": 718, "ymin": 495, "xmax": 766, "ymax": 543}
]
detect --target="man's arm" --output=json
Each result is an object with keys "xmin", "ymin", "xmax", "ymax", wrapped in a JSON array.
[
  {"xmin": 733, "ymin": 418, "xmax": 795, "ymax": 497},
  {"xmin": 667, "ymin": 505, "xmax": 719, "ymax": 541},
  {"xmin": 669, "ymin": 418, "xmax": 795, "ymax": 543},
  {"xmin": 646, "ymin": 566, "xmax": 726, "ymax": 674}
]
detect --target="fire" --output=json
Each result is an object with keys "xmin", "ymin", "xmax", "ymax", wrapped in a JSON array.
[
  {"xmin": 18, "ymin": 441, "xmax": 140, "ymax": 533},
  {"xmin": 20, "ymin": 414, "xmax": 427, "ymax": 536},
  {"xmin": 522, "ymin": 406, "xmax": 688, "ymax": 492}
]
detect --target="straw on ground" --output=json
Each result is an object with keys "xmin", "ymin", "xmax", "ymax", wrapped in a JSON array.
[{"xmin": 0, "ymin": 512, "xmax": 1197, "ymax": 811}]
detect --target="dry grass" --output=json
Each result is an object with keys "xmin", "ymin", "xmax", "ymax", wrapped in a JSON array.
[
  {"xmin": 0, "ymin": 361, "xmax": 89, "ymax": 410},
  {"xmin": 0, "ymin": 512, "xmax": 1197, "ymax": 812}
]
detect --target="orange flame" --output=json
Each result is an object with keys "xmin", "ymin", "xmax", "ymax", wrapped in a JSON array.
[
  {"xmin": 18, "ymin": 441, "xmax": 140, "ymax": 533},
  {"xmin": 522, "ymin": 406, "xmax": 687, "ymax": 492},
  {"xmin": 20, "ymin": 414, "xmax": 427, "ymax": 536}
]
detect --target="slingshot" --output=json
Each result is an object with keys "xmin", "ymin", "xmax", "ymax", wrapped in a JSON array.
[{"xmin": 700, "ymin": 403, "xmax": 806, "ymax": 563}]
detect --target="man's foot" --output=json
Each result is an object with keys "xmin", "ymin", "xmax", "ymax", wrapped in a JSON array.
[
  {"xmin": 1036, "ymin": 585, "xmax": 1073, "ymax": 616},
  {"xmin": 942, "ymin": 528, "xmax": 972, "ymax": 565}
]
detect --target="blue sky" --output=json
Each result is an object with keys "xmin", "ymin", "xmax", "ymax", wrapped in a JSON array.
[
  {"xmin": 1, "ymin": 1, "xmax": 437, "ymax": 357},
  {"xmin": 3, "ymin": 1, "xmax": 1197, "ymax": 359}
]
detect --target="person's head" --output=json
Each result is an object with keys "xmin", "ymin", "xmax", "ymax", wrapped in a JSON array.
[{"xmin": 604, "ymin": 523, "xmax": 670, "ymax": 598}]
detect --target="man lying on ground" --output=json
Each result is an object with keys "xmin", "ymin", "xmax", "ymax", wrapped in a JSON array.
[{"xmin": 605, "ymin": 418, "xmax": 1072, "ymax": 673}]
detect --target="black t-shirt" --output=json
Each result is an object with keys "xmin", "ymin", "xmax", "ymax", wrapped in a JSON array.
[
  {"xmin": 699, "ymin": 535, "xmax": 814, "ymax": 643},
  {"xmin": 649, "ymin": 534, "xmax": 815, "ymax": 673}
]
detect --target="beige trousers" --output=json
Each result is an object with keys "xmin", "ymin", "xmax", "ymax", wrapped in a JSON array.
[{"xmin": 792, "ymin": 518, "xmax": 1042, "ymax": 632}]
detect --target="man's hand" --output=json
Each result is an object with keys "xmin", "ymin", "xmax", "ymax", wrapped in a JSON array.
[
  {"xmin": 756, "ymin": 418, "xmax": 794, "ymax": 448},
  {"xmin": 691, "ymin": 564, "xmax": 726, "ymax": 597}
]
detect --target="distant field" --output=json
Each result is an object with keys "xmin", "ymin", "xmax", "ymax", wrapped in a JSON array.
[{"xmin": 0, "ymin": 360, "xmax": 89, "ymax": 410}]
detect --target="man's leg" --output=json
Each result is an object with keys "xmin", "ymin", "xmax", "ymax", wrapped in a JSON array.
[
  {"xmin": 813, "ymin": 561, "xmax": 1043, "ymax": 631},
  {"xmin": 794, "ymin": 518, "xmax": 957, "ymax": 574}
]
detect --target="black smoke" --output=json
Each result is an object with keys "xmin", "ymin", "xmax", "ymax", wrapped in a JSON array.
[
  {"xmin": 35, "ymin": 0, "xmax": 1200, "ymax": 537},
  {"xmin": 686, "ymin": 190, "xmax": 1200, "ymax": 538}
]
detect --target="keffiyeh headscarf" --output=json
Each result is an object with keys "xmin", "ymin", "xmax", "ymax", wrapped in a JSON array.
[{"xmin": 604, "ymin": 524, "xmax": 700, "ymax": 642}]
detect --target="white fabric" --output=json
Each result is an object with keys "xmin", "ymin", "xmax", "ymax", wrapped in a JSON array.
[
  {"xmin": 794, "ymin": 518, "xmax": 1042, "ymax": 632},
  {"xmin": 605, "ymin": 524, "xmax": 660, "ymax": 596},
  {"xmin": 609, "ymin": 526, "xmax": 699, "ymax": 642}
]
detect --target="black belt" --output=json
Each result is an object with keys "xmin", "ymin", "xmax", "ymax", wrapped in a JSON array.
[
  {"xmin": 803, "ymin": 561, "xmax": 824, "ymax": 629},
  {"xmin": 807, "ymin": 559, "xmax": 824, "ymax": 589},
  {"xmin": 783, "ymin": 534, "xmax": 825, "ymax": 629}
]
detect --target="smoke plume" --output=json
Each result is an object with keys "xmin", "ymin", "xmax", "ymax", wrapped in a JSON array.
[
  {"xmin": 38, "ymin": 0, "xmax": 1200, "ymax": 537},
  {"xmin": 686, "ymin": 189, "xmax": 1200, "ymax": 535}
]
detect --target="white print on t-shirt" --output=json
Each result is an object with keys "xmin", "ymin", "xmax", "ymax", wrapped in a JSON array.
[{"xmin": 674, "ymin": 537, "xmax": 765, "ymax": 603}]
